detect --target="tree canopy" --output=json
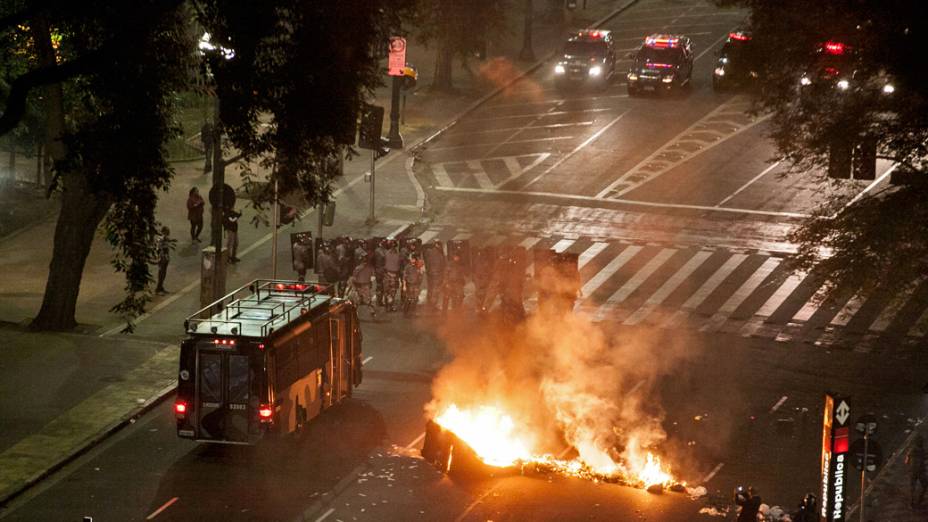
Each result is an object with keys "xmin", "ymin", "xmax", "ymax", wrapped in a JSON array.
[{"xmin": 717, "ymin": 0, "xmax": 928, "ymax": 297}]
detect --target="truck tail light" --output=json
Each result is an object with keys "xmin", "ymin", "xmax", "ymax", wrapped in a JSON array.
[
  {"xmin": 174, "ymin": 401, "xmax": 188, "ymax": 418},
  {"xmin": 258, "ymin": 404, "xmax": 274, "ymax": 423}
]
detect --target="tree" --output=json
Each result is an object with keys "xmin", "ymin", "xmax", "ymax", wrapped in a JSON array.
[
  {"xmin": 413, "ymin": 0, "xmax": 510, "ymax": 91},
  {"xmin": 716, "ymin": 0, "xmax": 928, "ymax": 298},
  {"xmin": 0, "ymin": 0, "xmax": 415, "ymax": 331}
]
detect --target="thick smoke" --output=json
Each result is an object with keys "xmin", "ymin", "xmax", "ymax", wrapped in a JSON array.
[{"xmin": 426, "ymin": 267, "xmax": 694, "ymax": 478}]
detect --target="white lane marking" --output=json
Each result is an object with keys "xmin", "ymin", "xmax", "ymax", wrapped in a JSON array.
[
  {"xmin": 314, "ymin": 507, "xmax": 336, "ymax": 522},
  {"xmin": 580, "ymin": 245, "xmax": 643, "ymax": 298},
  {"xmin": 664, "ymin": 254, "xmax": 747, "ymax": 328},
  {"xmin": 837, "ymin": 164, "xmax": 897, "ymax": 216},
  {"xmin": 428, "ymin": 136, "xmax": 575, "ymax": 152},
  {"xmin": 467, "ymin": 107, "xmax": 614, "ymax": 122},
  {"xmin": 908, "ymin": 307, "xmax": 928, "ymax": 338},
  {"xmin": 716, "ymin": 161, "xmax": 782, "ymax": 207},
  {"xmin": 694, "ymin": 30, "xmax": 735, "ymax": 61},
  {"xmin": 600, "ymin": 248, "xmax": 677, "ymax": 311},
  {"xmin": 830, "ymin": 291, "xmax": 865, "ymax": 327},
  {"xmin": 578, "ymin": 242, "xmax": 608, "ymax": 269},
  {"xmin": 465, "ymin": 160, "xmax": 495, "ymax": 190},
  {"xmin": 362, "ymin": 356, "xmax": 373, "ymax": 365},
  {"xmin": 624, "ymin": 250, "xmax": 713, "ymax": 326},
  {"xmin": 552, "ymin": 239, "xmax": 575, "ymax": 253},
  {"xmin": 445, "ymin": 121, "xmax": 594, "ymax": 136},
  {"xmin": 700, "ymin": 257, "xmax": 781, "ymax": 332},
  {"xmin": 525, "ymin": 110, "xmax": 631, "ymax": 187},
  {"xmin": 418, "ymin": 229, "xmax": 440, "ymax": 243},
  {"xmin": 869, "ymin": 283, "xmax": 921, "ymax": 332},
  {"xmin": 434, "ymin": 186, "xmax": 812, "ymax": 219},
  {"xmin": 431, "ymin": 163, "xmax": 455, "ymax": 187},
  {"xmin": 146, "ymin": 497, "xmax": 179, "ymax": 520},
  {"xmin": 628, "ymin": 378, "xmax": 647, "ymax": 395},
  {"xmin": 405, "ymin": 432, "xmax": 426, "ymax": 449},
  {"xmin": 405, "ymin": 155, "xmax": 425, "ymax": 210},
  {"xmin": 519, "ymin": 236, "xmax": 542, "ymax": 249},
  {"xmin": 701, "ymin": 463, "xmax": 724, "ymax": 485},
  {"xmin": 387, "ymin": 223, "xmax": 410, "ymax": 239},
  {"xmin": 790, "ymin": 282, "xmax": 831, "ymax": 323},
  {"xmin": 452, "ymin": 232, "xmax": 472, "ymax": 241},
  {"xmin": 769, "ymin": 395, "xmax": 788, "ymax": 413}
]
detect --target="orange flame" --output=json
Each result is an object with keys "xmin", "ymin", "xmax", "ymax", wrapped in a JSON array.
[{"xmin": 433, "ymin": 403, "xmax": 675, "ymax": 488}]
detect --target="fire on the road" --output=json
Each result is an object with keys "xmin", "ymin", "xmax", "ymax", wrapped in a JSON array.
[{"xmin": 433, "ymin": 402, "xmax": 675, "ymax": 489}]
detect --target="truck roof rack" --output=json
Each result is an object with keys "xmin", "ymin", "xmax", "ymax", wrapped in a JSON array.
[{"xmin": 184, "ymin": 279, "xmax": 336, "ymax": 338}]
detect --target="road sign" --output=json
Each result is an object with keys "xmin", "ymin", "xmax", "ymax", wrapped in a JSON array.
[
  {"xmin": 855, "ymin": 414, "xmax": 878, "ymax": 436},
  {"xmin": 388, "ymin": 36, "xmax": 406, "ymax": 76},
  {"xmin": 820, "ymin": 394, "xmax": 850, "ymax": 522},
  {"xmin": 850, "ymin": 439, "xmax": 883, "ymax": 473},
  {"xmin": 209, "ymin": 183, "xmax": 236, "ymax": 208}
]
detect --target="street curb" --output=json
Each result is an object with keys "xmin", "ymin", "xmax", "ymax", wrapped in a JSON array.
[{"xmin": 0, "ymin": 380, "xmax": 177, "ymax": 508}]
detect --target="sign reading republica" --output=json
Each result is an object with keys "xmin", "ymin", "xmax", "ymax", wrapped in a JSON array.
[{"xmin": 820, "ymin": 394, "xmax": 850, "ymax": 522}]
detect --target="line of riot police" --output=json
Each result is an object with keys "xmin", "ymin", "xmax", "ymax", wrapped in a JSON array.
[{"xmin": 290, "ymin": 233, "xmax": 582, "ymax": 320}]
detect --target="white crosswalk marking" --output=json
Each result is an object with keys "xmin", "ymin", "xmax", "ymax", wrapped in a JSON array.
[
  {"xmin": 791, "ymin": 282, "xmax": 831, "ymax": 323},
  {"xmin": 739, "ymin": 271, "xmax": 809, "ymax": 337},
  {"xmin": 664, "ymin": 254, "xmax": 748, "ymax": 328},
  {"xmin": 868, "ymin": 283, "xmax": 920, "ymax": 332},
  {"xmin": 578, "ymin": 242, "xmax": 608, "ymax": 269},
  {"xmin": 700, "ymin": 257, "xmax": 781, "ymax": 332},
  {"xmin": 452, "ymin": 232, "xmax": 472, "ymax": 241},
  {"xmin": 830, "ymin": 291, "xmax": 865, "ymax": 327},
  {"xmin": 908, "ymin": 307, "xmax": 928, "ymax": 338},
  {"xmin": 520, "ymin": 236, "xmax": 542, "ymax": 249},
  {"xmin": 418, "ymin": 229, "xmax": 440, "ymax": 243},
  {"xmin": 596, "ymin": 248, "xmax": 676, "ymax": 321},
  {"xmin": 624, "ymin": 250, "xmax": 713, "ymax": 326},
  {"xmin": 552, "ymin": 239, "xmax": 575, "ymax": 253},
  {"xmin": 466, "ymin": 160, "xmax": 495, "ymax": 190},
  {"xmin": 579, "ymin": 245, "xmax": 642, "ymax": 299},
  {"xmin": 432, "ymin": 163, "xmax": 454, "ymax": 187}
]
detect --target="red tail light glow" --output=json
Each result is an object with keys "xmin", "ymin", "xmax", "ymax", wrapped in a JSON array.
[
  {"xmin": 729, "ymin": 32, "xmax": 751, "ymax": 41},
  {"xmin": 824, "ymin": 41, "xmax": 846, "ymax": 55},
  {"xmin": 174, "ymin": 401, "xmax": 187, "ymax": 417},
  {"xmin": 259, "ymin": 404, "xmax": 273, "ymax": 422}
]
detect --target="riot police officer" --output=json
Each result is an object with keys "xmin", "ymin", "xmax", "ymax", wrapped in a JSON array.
[
  {"xmin": 382, "ymin": 239, "xmax": 403, "ymax": 311},
  {"xmin": 443, "ymin": 253, "xmax": 467, "ymax": 313},
  {"xmin": 403, "ymin": 252, "xmax": 424, "ymax": 316},
  {"xmin": 423, "ymin": 239, "xmax": 446, "ymax": 311}
]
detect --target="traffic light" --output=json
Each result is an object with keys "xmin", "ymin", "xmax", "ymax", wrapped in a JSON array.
[
  {"xmin": 852, "ymin": 138, "xmax": 877, "ymax": 180},
  {"xmin": 358, "ymin": 103, "xmax": 385, "ymax": 150}
]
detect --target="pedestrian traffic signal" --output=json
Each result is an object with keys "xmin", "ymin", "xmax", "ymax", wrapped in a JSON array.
[
  {"xmin": 852, "ymin": 139, "xmax": 877, "ymax": 180},
  {"xmin": 358, "ymin": 103, "xmax": 385, "ymax": 151}
]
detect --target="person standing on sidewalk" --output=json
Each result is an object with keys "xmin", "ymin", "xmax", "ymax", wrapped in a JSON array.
[
  {"xmin": 223, "ymin": 208, "xmax": 242, "ymax": 263},
  {"xmin": 154, "ymin": 226, "xmax": 174, "ymax": 295},
  {"xmin": 906, "ymin": 435, "xmax": 928, "ymax": 507},
  {"xmin": 186, "ymin": 187, "xmax": 205, "ymax": 242},
  {"xmin": 200, "ymin": 121, "xmax": 215, "ymax": 174}
]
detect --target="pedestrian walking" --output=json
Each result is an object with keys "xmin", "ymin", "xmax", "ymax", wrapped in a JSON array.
[
  {"xmin": 186, "ymin": 187, "xmax": 205, "ymax": 242},
  {"xmin": 383, "ymin": 239, "xmax": 403, "ymax": 312},
  {"xmin": 201, "ymin": 121, "xmax": 215, "ymax": 174},
  {"xmin": 442, "ymin": 254, "xmax": 467, "ymax": 313},
  {"xmin": 424, "ymin": 239, "xmax": 445, "ymax": 311},
  {"xmin": 402, "ymin": 252, "xmax": 424, "ymax": 316},
  {"xmin": 907, "ymin": 435, "xmax": 928, "ymax": 507},
  {"xmin": 223, "ymin": 208, "xmax": 242, "ymax": 263},
  {"xmin": 154, "ymin": 226, "xmax": 174, "ymax": 295},
  {"xmin": 734, "ymin": 486, "xmax": 762, "ymax": 522},
  {"xmin": 349, "ymin": 253, "xmax": 377, "ymax": 318}
]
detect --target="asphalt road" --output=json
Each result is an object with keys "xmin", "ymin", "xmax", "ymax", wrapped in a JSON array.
[{"xmin": 3, "ymin": 0, "xmax": 926, "ymax": 521}]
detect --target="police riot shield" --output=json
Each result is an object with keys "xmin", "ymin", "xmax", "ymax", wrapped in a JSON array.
[
  {"xmin": 314, "ymin": 238, "xmax": 333, "ymax": 274},
  {"xmin": 290, "ymin": 231, "xmax": 313, "ymax": 276},
  {"xmin": 447, "ymin": 239, "xmax": 471, "ymax": 271},
  {"xmin": 402, "ymin": 237, "xmax": 422, "ymax": 257}
]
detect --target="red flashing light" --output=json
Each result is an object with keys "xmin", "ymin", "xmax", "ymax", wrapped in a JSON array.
[
  {"xmin": 174, "ymin": 401, "xmax": 187, "ymax": 416},
  {"xmin": 646, "ymin": 63, "xmax": 674, "ymax": 69},
  {"xmin": 729, "ymin": 32, "xmax": 750, "ymax": 41},
  {"xmin": 258, "ymin": 343, "xmax": 265, "ymax": 351},
  {"xmin": 824, "ymin": 41, "xmax": 846, "ymax": 55},
  {"xmin": 258, "ymin": 404, "xmax": 273, "ymax": 422},
  {"xmin": 275, "ymin": 283, "xmax": 285, "ymax": 290},
  {"xmin": 645, "ymin": 35, "xmax": 679, "ymax": 49},
  {"xmin": 833, "ymin": 427, "xmax": 850, "ymax": 453},
  {"xmin": 213, "ymin": 339, "xmax": 236, "ymax": 346},
  {"xmin": 824, "ymin": 66, "xmax": 840, "ymax": 77}
]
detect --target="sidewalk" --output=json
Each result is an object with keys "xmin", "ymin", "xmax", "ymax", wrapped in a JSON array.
[{"xmin": 0, "ymin": 0, "xmax": 639, "ymax": 508}]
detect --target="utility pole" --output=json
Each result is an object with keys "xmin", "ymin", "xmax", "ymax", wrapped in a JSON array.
[
  {"xmin": 271, "ymin": 178, "xmax": 279, "ymax": 279},
  {"xmin": 387, "ymin": 76, "xmax": 404, "ymax": 149},
  {"xmin": 208, "ymin": 97, "xmax": 226, "ymax": 307},
  {"xmin": 519, "ymin": 0, "xmax": 535, "ymax": 61}
]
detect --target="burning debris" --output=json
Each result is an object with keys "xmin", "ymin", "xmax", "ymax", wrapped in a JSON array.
[{"xmin": 420, "ymin": 268, "xmax": 695, "ymax": 492}]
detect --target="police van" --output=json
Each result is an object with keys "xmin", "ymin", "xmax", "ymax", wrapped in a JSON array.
[{"xmin": 175, "ymin": 279, "xmax": 363, "ymax": 444}]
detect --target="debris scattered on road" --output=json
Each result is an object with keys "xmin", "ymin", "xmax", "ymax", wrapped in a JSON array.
[
  {"xmin": 686, "ymin": 486, "xmax": 707, "ymax": 499},
  {"xmin": 698, "ymin": 506, "xmax": 728, "ymax": 517}
]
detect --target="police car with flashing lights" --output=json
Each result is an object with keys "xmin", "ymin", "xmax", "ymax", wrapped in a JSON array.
[
  {"xmin": 798, "ymin": 40, "xmax": 895, "ymax": 96},
  {"xmin": 553, "ymin": 29, "xmax": 617, "ymax": 90},
  {"xmin": 626, "ymin": 34, "xmax": 694, "ymax": 95},
  {"xmin": 713, "ymin": 31, "xmax": 757, "ymax": 91}
]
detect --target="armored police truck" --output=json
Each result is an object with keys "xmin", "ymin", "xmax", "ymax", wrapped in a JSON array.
[{"xmin": 175, "ymin": 279, "xmax": 363, "ymax": 445}]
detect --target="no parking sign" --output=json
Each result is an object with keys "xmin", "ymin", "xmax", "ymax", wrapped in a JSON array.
[{"xmin": 388, "ymin": 36, "xmax": 406, "ymax": 76}]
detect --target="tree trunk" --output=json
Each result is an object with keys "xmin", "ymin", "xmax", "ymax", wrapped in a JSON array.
[
  {"xmin": 432, "ymin": 38, "xmax": 454, "ymax": 91},
  {"xmin": 31, "ymin": 16, "xmax": 67, "ymax": 183},
  {"xmin": 32, "ymin": 170, "xmax": 111, "ymax": 330}
]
